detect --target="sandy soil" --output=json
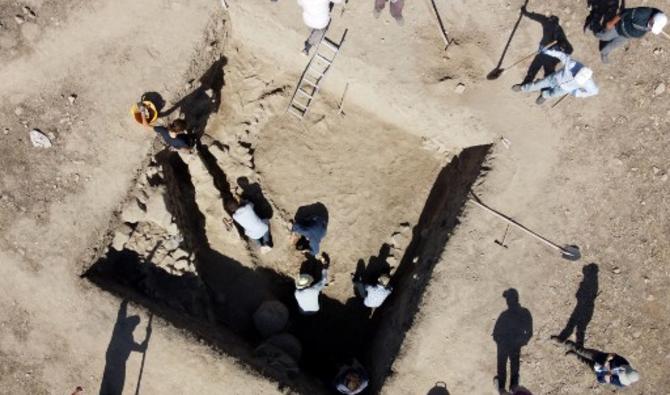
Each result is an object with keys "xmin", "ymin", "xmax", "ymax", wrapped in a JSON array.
[{"xmin": 1, "ymin": 0, "xmax": 669, "ymax": 394}]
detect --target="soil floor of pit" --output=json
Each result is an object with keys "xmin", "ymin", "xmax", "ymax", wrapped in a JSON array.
[{"xmin": 1, "ymin": 0, "xmax": 669, "ymax": 394}]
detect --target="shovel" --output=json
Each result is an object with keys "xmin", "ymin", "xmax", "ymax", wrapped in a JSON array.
[
  {"xmin": 487, "ymin": 40, "xmax": 557, "ymax": 80},
  {"xmin": 468, "ymin": 194, "xmax": 581, "ymax": 261}
]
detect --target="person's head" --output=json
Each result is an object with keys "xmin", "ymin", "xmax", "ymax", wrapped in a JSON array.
[
  {"xmin": 295, "ymin": 273, "xmax": 314, "ymax": 290},
  {"xmin": 126, "ymin": 315, "xmax": 141, "ymax": 328},
  {"xmin": 344, "ymin": 371, "xmax": 362, "ymax": 391},
  {"xmin": 503, "ymin": 288, "xmax": 519, "ymax": 307},
  {"xmin": 169, "ymin": 119, "xmax": 187, "ymax": 133},
  {"xmin": 378, "ymin": 273, "xmax": 391, "ymax": 287},
  {"xmin": 618, "ymin": 365, "xmax": 640, "ymax": 386},
  {"xmin": 237, "ymin": 176, "xmax": 250, "ymax": 189},
  {"xmin": 549, "ymin": 15, "xmax": 559, "ymax": 24},
  {"xmin": 574, "ymin": 67, "xmax": 593, "ymax": 86},
  {"xmin": 225, "ymin": 198, "xmax": 240, "ymax": 214},
  {"xmin": 650, "ymin": 12, "xmax": 667, "ymax": 35}
]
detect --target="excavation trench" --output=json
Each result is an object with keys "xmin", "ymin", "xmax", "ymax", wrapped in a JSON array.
[{"xmin": 84, "ymin": 143, "xmax": 490, "ymax": 394}]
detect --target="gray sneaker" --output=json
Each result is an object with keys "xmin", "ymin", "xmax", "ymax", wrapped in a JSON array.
[
  {"xmin": 512, "ymin": 84, "xmax": 522, "ymax": 92},
  {"xmin": 601, "ymin": 53, "xmax": 609, "ymax": 64},
  {"xmin": 536, "ymin": 95, "xmax": 546, "ymax": 105}
]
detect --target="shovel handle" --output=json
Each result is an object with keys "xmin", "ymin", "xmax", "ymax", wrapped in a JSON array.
[
  {"xmin": 506, "ymin": 40, "xmax": 558, "ymax": 70},
  {"xmin": 661, "ymin": 30, "xmax": 670, "ymax": 40},
  {"xmin": 468, "ymin": 197, "xmax": 566, "ymax": 254}
]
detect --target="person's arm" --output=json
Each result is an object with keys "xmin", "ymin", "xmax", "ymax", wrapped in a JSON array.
[
  {"xmin": 313, "ymin": 268, "xmax": 329, "ymax": 291},
  {"xmin": 606, "ymin": 14, "xmax": 622, "ymax": 30},
  {"xmin": 574, "ymin": 80, "xmax": 599, "ymax": 98},
  {"xmin": 521, "ymin": 6, "xmax": 546, "ymax": 23}
]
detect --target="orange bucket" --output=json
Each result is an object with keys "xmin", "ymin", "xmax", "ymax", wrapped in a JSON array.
[{"xmin": 130, "ymin": 101, "xmax": 158, "ymax": 125}]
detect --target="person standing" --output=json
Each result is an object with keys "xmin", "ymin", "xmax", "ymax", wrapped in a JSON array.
[
  {"xmin": 294, "ymin": 255, "xmax": 329, "ymax": 314},
  {"xmin": 595, "ymin": 7, "xmax": 667, "ymax": 63},
  {"xmin": 373, "ymin": 0, "xmax": 404, "ymax": 25},
  {"xmin": 553, "ymin": 338, "xmax": 640, "ymax": 388},
  {"xmin": 353, "ymin": 273, "xmax": 393, "ymax": 308},
  {"xmin": 512, "ymin": 48, "xmax": 598, "ymax": 104},
  {"xmin": 297, "ymin": 0, "xmax": 344, "ymax": 55}
]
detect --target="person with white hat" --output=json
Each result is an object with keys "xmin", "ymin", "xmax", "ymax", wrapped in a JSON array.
[
  {"xmin": 353, "ymin": 273, "xmax": 393, "ymax": 308},
  {"xmin": 595, "ymin": 7, "xmax": 667, "ymax": 63},
  {"xmin": 294, "ymin": 255, "xmax": 329, "ymax": 314},
  {"xmin": 297, "ymin": 0, "xmax": 344, "ymax": 55},
  {"xmin": 512, "ymin": 48, "xmax": 599, "ymax": 105},
  {"xmin": 553, "ymin": 338, "xmax": 640, "ymax": 388}
]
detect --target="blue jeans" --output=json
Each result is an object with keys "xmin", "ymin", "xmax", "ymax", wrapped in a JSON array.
[
  {"xmin": 596, "ymin": 28, "xmax": 628, "ymax": 57},
  {"xmin": 521, "ymin": 74, "xmax": 567, "ymax": 98}
]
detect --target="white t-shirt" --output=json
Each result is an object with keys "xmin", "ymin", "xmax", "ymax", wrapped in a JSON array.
[
  {"xmin": 363, "ymin": 284, "xmax": 392, "ymax": 308},
  {"xmin": 297, "ymin": 0, "xmax": 343, "ymax": 29},
  {"xmin": 232, "ymin": 203, "xmax": 269, "ymax": 240}
]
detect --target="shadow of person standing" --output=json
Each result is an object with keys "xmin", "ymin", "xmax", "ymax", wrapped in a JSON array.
[
  {"xmin": 553, "ymin": 263, "xmax": 598, "ymax": 347},
  {"xmin": 492, "ymin": 289, "xmax": 533, "ymax": 394},
  {"xmin": 99, "ymin": 300, "xmax": 151, "ymax": 395},
  {"xmin": 520, "ymin": 5, "xmax": 574, "ymax": 84}
]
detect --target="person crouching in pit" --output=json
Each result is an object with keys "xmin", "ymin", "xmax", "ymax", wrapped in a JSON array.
[{"xmin": 224, "ymin": 198, "xmax": 273, "ymax": 253}]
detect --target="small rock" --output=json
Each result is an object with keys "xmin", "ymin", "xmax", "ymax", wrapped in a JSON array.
[
  {"xmin": 111, "ymin": 231, "xmax": 130, "ymax": 250},
  {"xmin": 612, "ymin": 266, "xmax": 621, "ymax": 274},
  {"xmin": 68, "ymin": 94, "xmax": 77, "ymax": 105},
  {"xmin": 652, "ymin": 166, "xmax": 661, "ymax": 175},
  {"xmin": 22, "ymin": 6, "xmax": 36, "ymax": 18},
  {"xmin": 14, "ymin": 15, "xmax": 25, "ymax": 25},
  {"xmin": 653, "ymin": 47, "xmax": 663, "ymax": 55},
  {"xmin": 3, "ymin": 128, "xmax": 9, "ymax": 135},
  {"xmin": 14, "ymin": 106, "xmax": 24, "ymax": 116},
  {"xmin": 454, "ymin": 83, "xmax": 466, "ymax": 94},
  {"xmin": 646, "ymin": 294, "xmax": 655, "ymax": 301},
  {"xmin": 633, "ymin": 331, "xmax": 642, "ymax": 339},
  {"xmin": 386, "ymin": 256, "xmax": 398, "ymax": 266},
  {"xmin": 654, "ymin": 82, "xmax": 666, "ymax": 96},
  {"xmin": 661, "ymin": 174, "xmax": 668, "ymax": 182},
  {"xmin": 29, "ymin": 129, "xmax": 52, "ymax": 148}
]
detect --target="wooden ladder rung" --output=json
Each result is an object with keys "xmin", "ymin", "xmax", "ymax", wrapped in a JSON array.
[
  {"xmin": 288, "ymin": 106, "xmax": 305, "ymax": 119},
  {"xmin": 297, "ymin": 87, "xmax": 314, "ymax": 99},
  {"xmin": 321, "ymin": 38, "xmax": 339, "ymax": 52},
  {"xmin": 315, "ymin": 53, "xmax": 332, "ymax": 64}
]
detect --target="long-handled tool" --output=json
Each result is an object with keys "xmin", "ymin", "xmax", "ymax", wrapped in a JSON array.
[
  {"xmin": 487, "ymin": 40, "xmax": 557, "ymax": 80},
  {"xmin": 423, "ymin": 0, "xmax": 452, "ymax": 51},
  {"xmin": 551, "ymin": 93, "xmax": 569, "ymax": 108},
  {"xmin": 469, "ymin": 194, "xmax": 580, "ymax": 261},
  {"xmin": 660, "ymin": 30, "xmax": 670, "ymax": 40}
]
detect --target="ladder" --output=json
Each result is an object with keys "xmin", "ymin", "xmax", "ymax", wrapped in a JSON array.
[{"xmin": 287, "ymin": 36, "xmax": 342, "ymax": 119}]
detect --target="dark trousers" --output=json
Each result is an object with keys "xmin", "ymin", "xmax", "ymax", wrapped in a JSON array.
[{"xmin": 496, "ymin": 345, "xmax": 520, "ymax": 390}]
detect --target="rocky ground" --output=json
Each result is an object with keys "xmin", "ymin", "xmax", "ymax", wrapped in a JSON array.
[{"xmin": 1, "ymin": 0, "xmax": 669, "ymax": 394}]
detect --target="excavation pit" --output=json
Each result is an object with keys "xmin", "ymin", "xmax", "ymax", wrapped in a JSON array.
[{"xmin": 84, "ymin": 40, "xmax": 491, "ymax": 394}]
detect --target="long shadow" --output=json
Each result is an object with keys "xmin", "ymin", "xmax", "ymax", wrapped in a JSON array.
[
  {"xmin": 554, "ymin": 263, "xmax": 598, "ymax": 347},
  {"xmin": 162, "ymin": 56, "xmax": 227, "ymax": 137},
  {"xmin": 99, "ymin": 300, "xmax": 150, "ymax": 395},
  {"xmin": 584, "ymin": 0, "xmax": 625, "ymax": 33},
  {"xmin": 520, "ymin": 8, "xmax": 574, "ymax": 84},
  {"xmin": 194, "ymin": 143, "xmax": 236, "ymax": 213},
  {"xmin": 366, "ymin": 145, "xmax": 491, "ymax": 393},
  {"xmin": 488, "ymin": 0, "xmax": 530, "ymax": 75},
  {"xmin": 492, "ymin": 289, "xmax": 533, "ymax": 393},
  {"xmin": 87, "ymin": 146, "xmax": 491, "ymax": 394},
  {"xmin": 238, "ymin": 176, "xmax": 274, "ymax": 220},
  {"xmin": 354, "ymin": 244, "xmax": 392, "ymax": 285}
]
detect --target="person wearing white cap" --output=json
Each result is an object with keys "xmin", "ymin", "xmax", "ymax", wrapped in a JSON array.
[
  {"xmin": 353, "ymin": 273, "xmax": 393, "ymax": 308},
  {"xmin": 595, "ymin": 7, "xmax": 667, "ymax": 63},
  {"xmin": 297, "ymin": 0, "xmax": 344, "ymax": 55},
  {"xmin": 554, "ymin": 338, "xmax": 640, "ymax": 388},
  {"xmin": 294, "ymin": 256, "xmax": 329, "ymax": 314},
  {"xmin": 512, "ymin": 48, "xmax": 599, "ymax": 105}
]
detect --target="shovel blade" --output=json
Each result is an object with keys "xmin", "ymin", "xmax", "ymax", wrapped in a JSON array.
[
  {"xmin": 560, "ymin": 245, "xmax": 581, "ymax": 261},
  {"xmin": 486, "ymin": 68, "xmax": 504, "ymax": 80}
]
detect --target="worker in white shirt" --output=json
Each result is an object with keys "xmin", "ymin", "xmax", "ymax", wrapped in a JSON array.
[
  {"xmin": 225, "ymin": 198, "xmax": 272, "ymax": 252},
  {"xmin": 353, "ymin": 273, "xmax": 393, "ymax": 308},
  {"xmin": 294, "ymin": 255, "xmax": 329, "ymax": 314},
  {"xmin": 297, "ymin": 0, "xmax": 344, "ymax": 54},
  {"xmin": 512, "ymin": 48, "xmax": 599, "ymax": 105}
]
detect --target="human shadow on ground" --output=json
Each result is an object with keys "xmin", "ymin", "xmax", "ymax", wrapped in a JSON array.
[
  {"xmin": 492, "ymin": 288, "xmax": 533, "ymax": 393},
  {"xmin": 162, "ymin": 56, "xmax": 227, "ymax": 137},
  {"xmin": 98, "ymin": 300, "xmax": 150, "ymax": 395},
  {"xmin": 487, "ymin": 0, "xmax": 530, "ymax": 78},
  {"xmin": 554, "ymin": 263, "xmax": 599, "ymax": 347},
  {"xmin": 584, "ymin": 0, "xmax": 625, "ymax": 33},
  {"xmin": 520, "ymin": 7, "xmax": 574, "ymax": 84},
  {"xmin": 354, "ymin": 243, "xmax": 392, "ymax": 286},
  {"xmin": 426, "ymin": 381, "xmax": 450, "ymax": 395},
  {"xmin": 238, "ymin": 176, "xmax": 273, "ymax": 220}
]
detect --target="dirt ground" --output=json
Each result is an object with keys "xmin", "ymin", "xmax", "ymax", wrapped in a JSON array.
[{"xmin": 1, "ymin": 0, "xmax": 669, "ymax": 394}]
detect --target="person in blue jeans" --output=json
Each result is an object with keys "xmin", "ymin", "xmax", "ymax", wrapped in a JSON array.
[
  {"xmin": 290, "ymin": 213, "xmax": 328, "ymax": 256},
  {"xmin": 512, "ymin": 48, "xmax": 598, "ymax": 105},
  {"xmin": 595, "ymin": 7, "xmax": 667, "ymax": 63}
]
